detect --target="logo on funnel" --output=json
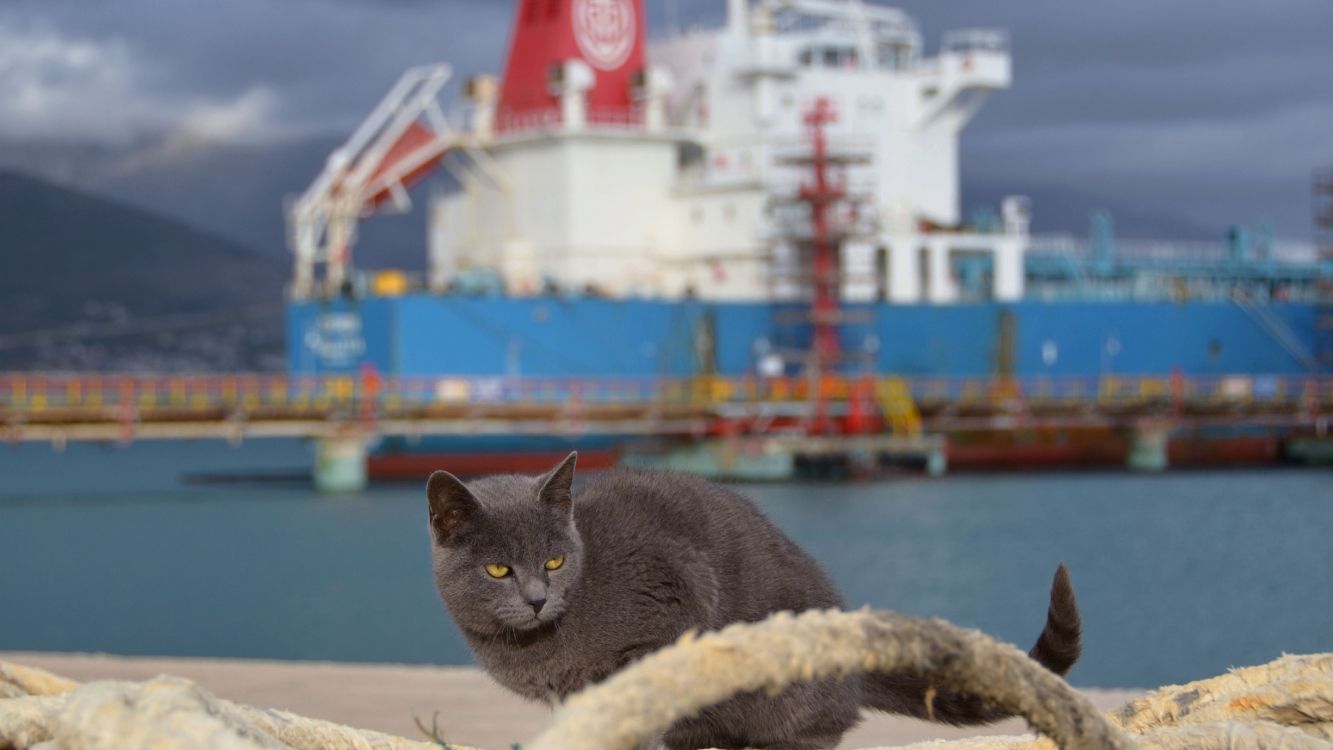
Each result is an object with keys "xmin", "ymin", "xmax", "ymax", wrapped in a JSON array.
[{"xmin": 573, "ymin": 0, "xmax": 636, "ymax": 71}]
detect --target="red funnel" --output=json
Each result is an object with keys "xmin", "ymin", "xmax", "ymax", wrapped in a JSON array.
[{"xmin": 497, "ymin": 0, "xmax": 645, "ymax": 131}]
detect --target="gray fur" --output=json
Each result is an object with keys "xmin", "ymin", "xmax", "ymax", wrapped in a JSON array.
[{"xmin": 427, "ymin": 453, "xmax": 1080, "ymax": 750}]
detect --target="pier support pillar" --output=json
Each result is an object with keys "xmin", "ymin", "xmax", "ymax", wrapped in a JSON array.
[
  {"xmin": 1126, "ymin": 423, "xmax": 1170, "ymax": 473},
  {"xmin": 314, "ymin": 436, "xmax": 369, "ymax": 493},
  {"xmin": 926, "ymin": 445, "xmax": 948, "ymax": 477}
]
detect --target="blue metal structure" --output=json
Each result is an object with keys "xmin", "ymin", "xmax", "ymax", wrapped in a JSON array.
[{"xmin": 288, "ymin": 296, "xmax": 1322, "ymax": 379}]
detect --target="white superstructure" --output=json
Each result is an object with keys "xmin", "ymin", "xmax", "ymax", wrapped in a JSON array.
[
  {"xmin": 644, "ymin": 0, "xmax": 1027, "ymax": 302},
  {"xmin": 293, "ymin": 0, "xmax": 1029, "ymax": 304}
]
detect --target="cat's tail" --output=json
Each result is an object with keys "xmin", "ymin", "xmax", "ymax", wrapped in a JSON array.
[{"xmin": 861, "ymin": 562, "xmax": 1082, "ymax": 725}]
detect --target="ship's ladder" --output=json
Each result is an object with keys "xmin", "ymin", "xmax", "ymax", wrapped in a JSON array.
[{"xmin": 875, "ymin": 377, "xmax": 922, "ymax": 436}]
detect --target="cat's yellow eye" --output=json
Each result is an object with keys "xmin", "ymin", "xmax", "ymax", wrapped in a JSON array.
[
  {"xmin": 484, "ymin": 563, "xmax": 511, "ymax": 578},
  {"xmin": 544, "ymin": 555, "xmax": 565, "ymax": 571}
]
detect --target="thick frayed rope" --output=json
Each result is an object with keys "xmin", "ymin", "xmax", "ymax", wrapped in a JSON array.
[
  {"xmin": 0, "ymin": 673, "xmax": 459, "ymax": 750},
  {"xmin": 4, "ymin": 615, "xmax": 1333, "ymax": 750},
  {"xmin": 528, "ymin": 608, "xmax": 1134, "ymax": 750},
  {"xmin": 0, "ymin": 663, "xmax": 77, "ymax": 700},
  {"xmin": 1114, "ymin": 654, "xmax": 1333, "ymax": 741}
]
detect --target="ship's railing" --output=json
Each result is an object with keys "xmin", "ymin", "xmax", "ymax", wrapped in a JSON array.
[
  {"xmin": 1025, "ymin": 233, "xmax": 1329, "ymax": 302},
  {"xmin": 763, "ymin": 0, "xmax": 919, "ymax": 42},
  {"xmin": 584, "ymin": 107, "xmax": 647, "ymax": 130},
  {"xmin": 941, "ymin": 28, "xmax": 1009, "ymax": 54},
  {"xmin": 1029, "ymin": 234, "xmax": 1320, "ymax": 266},
  {"xmin": 495, "ymin": 109, "xmax": 562, "ymax": 134},
  {"xmin": 765, "ymin": 205, "xmax": 880, "ymax": 242},
  {"xmin": 768, "ymin": 174, "xmax": 879, "ymax": 199},
  {"xmin": 2, "ymin": 372, "xmax": 1329, "ymax": 416},
  {"xmin": 771, "ymin": 136, "xmax": 876, "ymax": 165},
  {"xmin": 1022, "ymin": 282, "xmax": 1326, "ymax": 305},
  {"xmin": 494, "ymin": 107, "xmax": 646, "ymax": 136}
]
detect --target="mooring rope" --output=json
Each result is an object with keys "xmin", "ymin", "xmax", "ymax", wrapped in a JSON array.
[
  {"xmin": 528, "ymin": 608, "xmax": 1131, "ymax": 750},
  {"xmin": 3, "ymin": 610, "xmax": 1332, "ymax": 750}
]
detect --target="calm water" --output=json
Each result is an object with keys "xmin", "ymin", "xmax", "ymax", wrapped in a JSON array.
[{"xmin": 0, "ymin": 440, "xmax": 1329, "ymax": 688}]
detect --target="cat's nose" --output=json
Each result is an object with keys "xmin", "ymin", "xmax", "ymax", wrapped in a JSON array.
[{"xmin": 527, "ymin": 598, "xmax": 547, "ymax": 614}]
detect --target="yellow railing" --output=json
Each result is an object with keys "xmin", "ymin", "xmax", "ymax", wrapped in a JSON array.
[{"xmin": 0, "ymin": 372, "xmax": 1328, "ymax": 418}]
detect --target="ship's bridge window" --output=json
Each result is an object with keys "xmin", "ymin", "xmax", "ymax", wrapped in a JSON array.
[
  {"xmin": 800, "ymin": 46, "xmax": 859, "ymax": 68},
  {"xmin": 877, "ymin": 43, "xmax": 911, "ymax": 70},
  {"xmin": 821, "ymin": 47, "xmax": 859, "ymax": 68}
]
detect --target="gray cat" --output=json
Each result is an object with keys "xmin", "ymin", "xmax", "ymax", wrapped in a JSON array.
[{"xmin": 427, "ymin": 452, "xmax": 1081, "ymax": 750}]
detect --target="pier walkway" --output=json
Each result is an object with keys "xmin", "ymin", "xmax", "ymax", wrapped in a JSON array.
[{"xmin": 2, "ymin": 372, "xmax": 1329, "ymax": 487}]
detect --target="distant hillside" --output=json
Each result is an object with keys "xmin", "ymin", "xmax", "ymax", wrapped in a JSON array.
[
  {"xmin": 0, "ymin": 169, "xmax": 287, "ymax": 371},
  {"xmin": 85, "ymin": 135, "xmax": 444, "ymax": 270},
  {"xmin": 0, "ymin": 135, "xmax": 441, "ymax": 271}
]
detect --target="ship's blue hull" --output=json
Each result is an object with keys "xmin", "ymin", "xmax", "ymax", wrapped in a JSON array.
[
  {"xmin": 286, "ymin": 294, "xmax": 1324, "ymax": 474},
  {"xmin": 287, "ymin": 294, "xmax": 1319, "ymax": 378}
]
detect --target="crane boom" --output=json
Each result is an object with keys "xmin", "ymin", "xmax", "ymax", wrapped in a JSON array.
[{"xmin": 288, "ymin": 64, "xmax": 460, "ymax": 299}]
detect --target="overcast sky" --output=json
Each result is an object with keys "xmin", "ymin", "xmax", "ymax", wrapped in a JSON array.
[{"xmin": 1, "ymin": 0, "xmax": 1330, "ymax": 239}]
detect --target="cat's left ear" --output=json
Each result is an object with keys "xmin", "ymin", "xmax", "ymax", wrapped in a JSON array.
[
  {"xmin": 427, "ymin": 470, "xmax": 477, "ymax": 542},
  {"xmin": 538, "ymin": 451, "xmax": 578, "ymax": 514}
]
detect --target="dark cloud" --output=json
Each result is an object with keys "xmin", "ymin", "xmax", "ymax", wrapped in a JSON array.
[
  {"xmin": 1, "ymin": 0, "xmax": 510, "ymax": 138},
  {"xmin": 1, "ymin": 0, "xmax": 1329, "ymax": 239},
  {"xmin": 896, "ymin": 0, "xmax": 1333, "ymax": 238}
]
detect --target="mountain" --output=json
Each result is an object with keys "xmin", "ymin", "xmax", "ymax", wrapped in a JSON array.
[
  {"xmin": 0, "ymin": 169, "xmax": 287, "ymax": 371},
  {"xmin": 0, "ymin": 135, "xmax": 444, "ymax": 271}
]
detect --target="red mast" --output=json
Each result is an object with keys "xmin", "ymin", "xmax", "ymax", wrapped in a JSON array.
[{"xmin": 798, "ymin": 97, "xmax": 845, "ymax": 434}]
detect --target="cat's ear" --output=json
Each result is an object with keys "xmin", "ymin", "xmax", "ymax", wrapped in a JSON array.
[
  {"xmin": 427, "ymin": 470, "xmax": 476, "ymax": 542},
  {"xmin": 538, "ymin": 451, "xmax": 578, "ymax": 514}
]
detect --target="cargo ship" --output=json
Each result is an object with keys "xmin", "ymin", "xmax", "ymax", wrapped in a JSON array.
[{"xmin": 284, "ymin": 0, "xmax": 1331, "ymax": 476}]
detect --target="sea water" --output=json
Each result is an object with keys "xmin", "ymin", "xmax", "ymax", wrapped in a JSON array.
[{"xmin": 0, "ymin": 439, "xmax": 1328, "ymax": 688}]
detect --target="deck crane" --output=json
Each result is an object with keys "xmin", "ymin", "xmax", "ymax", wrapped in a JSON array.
[{"xmin": 287, "ymin": 64, "xmax": 505, "ymax": 300}]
